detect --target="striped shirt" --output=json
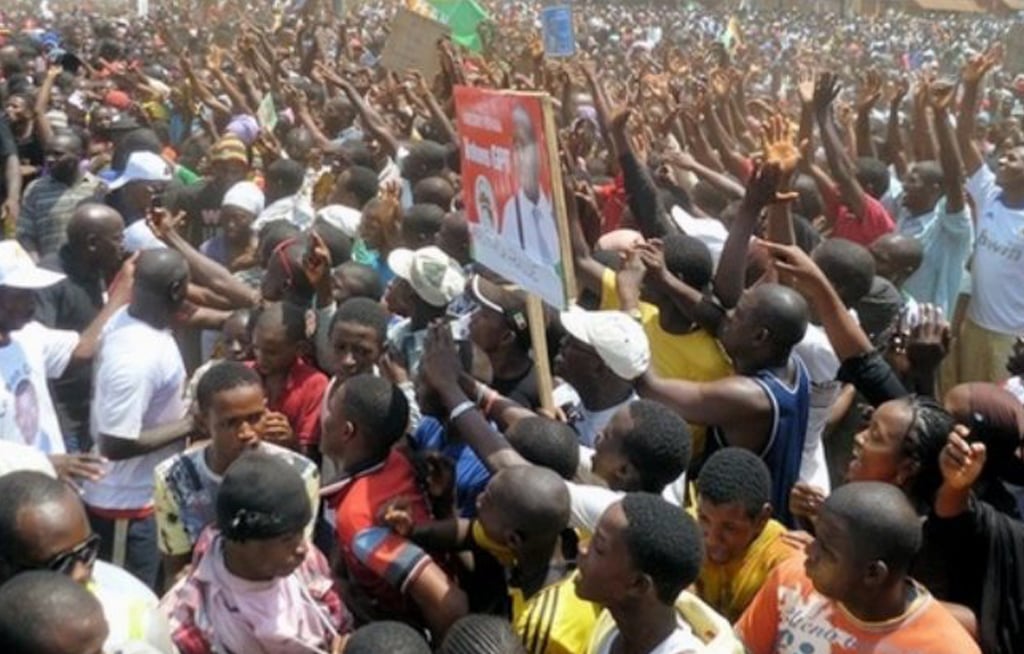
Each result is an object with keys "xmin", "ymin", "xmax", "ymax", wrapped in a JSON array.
[{"xmin": 17, "ymin": 172, "xmax": 100, "ymax": 257}]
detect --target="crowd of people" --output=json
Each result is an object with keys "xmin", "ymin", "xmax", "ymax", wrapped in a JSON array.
[{"xmin": 1, "ymin": 0, "xmax": 1024, "ymax": 652}]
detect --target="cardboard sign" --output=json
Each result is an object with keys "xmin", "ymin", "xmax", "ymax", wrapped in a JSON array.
[
  {"xmin": 257, "ymin": 93, "xmax": 278, "ymax": 131},
  {"xmin": 380, "ymin": 7, "xmax": 451, "ymax": 82},
  {"xmin": 541, "ymin": 5, "xmax": 575, "ymax": 58},
  {"xmin": 455, "ymin": 86, "xmax": 574, "ymax": 309}
]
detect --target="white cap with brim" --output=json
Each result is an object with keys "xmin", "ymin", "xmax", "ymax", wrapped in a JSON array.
[
  {"xmin": 388, "ymin": 246, "xmax": 467, "ymax": 308},
  {"xmin": 106, "ymin": 151, "xmax": 173, "ymax": 191},
  {"xmin": 560, "ymin": 308, "xmax": 650, "ymax": 381},
  {"xmin": 0, "ymin": 241, "xmax": 65, "ymax": 289}
]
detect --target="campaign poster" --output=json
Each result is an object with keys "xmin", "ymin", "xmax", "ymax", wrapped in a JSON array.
[
  {"xmin": 455, "ymin": 86, "xmax": 574, "ymax": 310},
  {"xmin": 541, "ymin": 5, "xmax": 575, "ymax": 58}
]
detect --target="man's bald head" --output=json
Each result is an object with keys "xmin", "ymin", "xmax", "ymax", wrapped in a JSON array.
[
  {"xmin": 133, "ymin": 249, "xmax": 189, "ymax": 316},
  {"xmin": 748, "ymin": 283, "xmax": 809, "ymax": 353},
  {"xmin": 487, "ymin": 466, "xmax": 570, "ymax": 539},
  {"xmin": 869, "ymin": 234, "xmax": 923, "ymax": 287},
  {"xmin": 823, "ymin": 481, "xmax": 921, "ymax": 574},
  {"xmin": 67, "ymin": 203, "xmax": 124, "ymax": 246}
]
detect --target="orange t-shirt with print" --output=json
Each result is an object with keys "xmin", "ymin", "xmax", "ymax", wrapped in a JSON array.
[{"xmin": 735, "ymin": 556, "xmax": 980, "ymax": 654}]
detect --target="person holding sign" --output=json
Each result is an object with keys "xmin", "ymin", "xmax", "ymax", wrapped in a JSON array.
[{"xmin": 500, "ymin": 103, "xmax": 560, "ymax": 269}]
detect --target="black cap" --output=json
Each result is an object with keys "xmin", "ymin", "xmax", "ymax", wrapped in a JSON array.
[{"xmin": 216, "ymin": 451, "xmax": 312, "ymax": 541}]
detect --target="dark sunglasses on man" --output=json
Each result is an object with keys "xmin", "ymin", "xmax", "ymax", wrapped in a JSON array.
[{"xmin": 21, "ymin": 533, "xmax": 102, "ymax": 576}]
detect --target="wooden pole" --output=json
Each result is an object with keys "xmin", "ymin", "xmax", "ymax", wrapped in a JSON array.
[{"xmin": 526, "ymin": 294, "xmax": 555, "ymax": 413}]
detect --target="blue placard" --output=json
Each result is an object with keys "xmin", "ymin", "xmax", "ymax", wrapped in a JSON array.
[{"xmin": 541, "ymin": 5, "xmax": 575, "ymax": 58}]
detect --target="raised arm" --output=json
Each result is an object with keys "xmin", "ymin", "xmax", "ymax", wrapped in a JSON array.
[
  {"xmin": 957, "ymin": 47, "xmax": 999, "ymax": 178},
  {"xmin": 610, "ymin": 108, "xmax": 674, "ymax": 238},
  {"xmin": 563, "ymin": 176, "xmax": 607, "ymax": 297},
  {"xmin": 854, "ymin": 70, "xmax": 882, "ymax": 160},
  {"xmin": 929, "ymin": 81, "xmax": 966, "ymax": 214},
  {"xmin": 34, "ymin": 65, "xmax": 61, "ymax": 146},
  {"xmin": 420, "ymin": 323, "xmax": 529, "ymax": 474},
  {"xmin": 814, "ymin": 72, "xmax": 868, "ymax": 221},
  {"xmin": 712, "ymin": 162, "xmax": 784, "ymax": 310},
  {"xmin": 883, "ymin": 77, "xmax": 910, "ymax": 179}
]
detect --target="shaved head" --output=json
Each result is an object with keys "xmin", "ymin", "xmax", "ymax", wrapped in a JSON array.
[
  {"xmin": 66, "ymin": 203, "xmax": 124, "ymax": 246},
  {"xmin": 487, "ymin": 466, "xmax": 570, "ymax": 538},
  {"xmin": 869, "ymin": 234, "xmax": 923, "ymax": 287},
  {"xmin": 133, "ymin": 249, "xmax": 189, "ymax": 318},
  {"xmin": 749, "ymin": 283, "xmax": 809, "ymax": 352},
  {"xmin": 824, "ymin": 481, "xmax": 921, "ymax": 573}
]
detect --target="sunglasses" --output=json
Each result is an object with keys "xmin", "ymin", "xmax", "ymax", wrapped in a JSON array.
[{"xmin": 30, "ymin": 534, "xmax": 101, "ymax": 576}]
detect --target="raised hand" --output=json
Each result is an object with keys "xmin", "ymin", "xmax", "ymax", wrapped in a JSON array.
[
  {"xmin": 856, "ymin": 69, "xmax": 883, "ymax": 112},
  {"xmin": 928, "ymin": 79, "xmax": 957, "ymax": 112},
  {"xmin": 812, "ymin": 71, "xmax": 841, "ymax": 117},
  {"xmin": 961, "ymin": 44, "xmax": 1001, "ymax": 85},
  {"xmin": 760, "ymin": 113, "xmax": 800, "ymax": 180},
  {"xmin": 884, "ymin": 76, "xmax": 910, "ymax": 108},
  {"xmin": 747, "ymin": 159, "xmax": 798, "ymax": 210},
  {"xmin": 905, "ymin": 303, "xmax": 952, "ymax": 371},
  {"xmin": 939, "ymin": 426, "xmax": 987, "ymax": 491},
  {"xmin": 147, "ymin": 208, "xmax": 186, "ymax": 241},
  {"xmin": 756, "ymin": 238, "xmax": 830, "ymax": 297},
  {"xmin": 421, "ymin": 320, "xmax": 463, "ymax": 393},
  {"xmin": 797, "ymin": 68, "xmax": 816, "ymax": 106}
]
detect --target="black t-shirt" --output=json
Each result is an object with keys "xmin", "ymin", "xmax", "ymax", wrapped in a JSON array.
[
  {"xmin": 0, "ymin": 116, "xmax": 17, "ymax": 202},
  {"xmin": 165, "ymin": 178, "xmax": 230, "ymax": 246},
  {"xmin": 34, "ymin": 247, "xmax": 105, "ymax": 446},
  {"xmin": 491, "ymin": 362, "xmax": 541, "ymax": 411}
]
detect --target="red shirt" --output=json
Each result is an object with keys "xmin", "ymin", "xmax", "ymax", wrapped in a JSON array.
[
  {"xmin": 327, "ymin": 449, "xmax": 434, "ymax": 623},
  {"xmin": 247, "ymin": 357, "xmax": 328, "ymax": 448},
  {"xmin": 821, "ymin": 183, "xmax": 895, "ymax": 246}
]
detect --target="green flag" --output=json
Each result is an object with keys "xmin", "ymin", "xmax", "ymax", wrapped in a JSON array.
[{"xmin": 428, "ymin": 0, "xmax": 488, "ymax": 52}]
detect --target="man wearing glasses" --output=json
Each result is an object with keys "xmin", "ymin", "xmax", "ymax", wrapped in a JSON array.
[{"xmin": 0, "ymin": 470, "xmax": 175, "ymax": 653}]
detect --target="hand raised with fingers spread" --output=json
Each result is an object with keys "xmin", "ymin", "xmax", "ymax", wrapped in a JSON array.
[
  {"xmin": 812, "ymin": 71, "xmax": 841, "ymax": 117},
  {"xmin": 797, "ymin": 68, "xmax": 816, "ymax": 106},
  {"xmin": 856, "ymin": 69, "xmax": 883, "ymax": 112},
  {"xmin": 761, "ymin": 114, "xmax": 800, "ymax": 180}
]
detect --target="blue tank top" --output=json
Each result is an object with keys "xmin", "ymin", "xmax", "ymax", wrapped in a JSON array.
[{"xmin": 750, "ymin": 357, "xmax": 810, "ymax": 528}]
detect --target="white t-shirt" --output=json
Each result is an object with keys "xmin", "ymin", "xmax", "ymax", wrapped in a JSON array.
[
  {"xmin": 671, "ymin": 206, "xmax": 728, "ymax": 268},
  {"xmin": 0, "ymin": 321, "xmax": 78, "ymax": 454},
  {"xmin": 965, "ymin": 166, "xmax": 1024, "ymax": 334},
  {"xmin": 123, "ymin": 220, "xmax": 167, "ymax": 253},
  {"xmin": 592, "ymin": 619, "xmax": 701, "ymax": 654},
  {"xmin": 578, "ymin": 445, "xmax": 688, "ymax": 508},
  {"xmin": 793, "ymin": 321, "xmax": 846, "ymax": 494},
  {"xmin": 565, "ymin": 479, "xmax": 621, "ymax": 534},
  {"xmin": 82, "ymin": 308, "xmax": 187, "ymax": 510},
  {"xmin": 91, "ymin": 560, "xmax": 175, "ymax": 653}
]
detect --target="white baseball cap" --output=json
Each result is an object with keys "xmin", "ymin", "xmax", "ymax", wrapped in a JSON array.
[
  {"xmin": 388, "ymin": 246, "xmax": 467, "ymax": 308},
  {"xmin": 0, "ymin": 241, "xmax": 65, "ymax": 289},
  {"xmin": 560, "ymin": 309, "xmax": 650, "ymax": 380},
  {"xmin": 106, "ymin": 151, "xmax": 174, "ymax": 191}
]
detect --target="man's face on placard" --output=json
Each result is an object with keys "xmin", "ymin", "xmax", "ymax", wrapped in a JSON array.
[{"xmin": 512, "ymin": 105, "xmax": 541, "ymax": 200}]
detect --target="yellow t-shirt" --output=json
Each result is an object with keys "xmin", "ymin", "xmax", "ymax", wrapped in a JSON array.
[
  {"xmin": 513, "ymin": 572, "xmax": 601, "ymax": 654},
  {"xmin": 695, "ymin": 518, "xmax": 803, "ymax": 623},
  {"xmin": 472, "ymin": 523, "xmax": 598, "ymax": 654},
  {"xmin": 599, "ymin": 268, "xmax": 733, "ymax": 455}
]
